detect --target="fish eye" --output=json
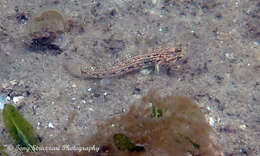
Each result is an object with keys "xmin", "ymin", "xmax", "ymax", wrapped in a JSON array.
[{"xmin": 175, "ymin": 48, "xmax": 182, "ymax": 53}]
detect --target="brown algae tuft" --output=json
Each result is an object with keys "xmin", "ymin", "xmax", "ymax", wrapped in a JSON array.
[
  {"xmin": 26, "ymin": 10, "xmax": 67, "ymax": 53},
  {"xmin": 76, "ymin": 91, "xmax": 223, "ymax": 156},
  {"xmin": 28, "ymin": 10, "xmax": 66, "ymax": 40}
]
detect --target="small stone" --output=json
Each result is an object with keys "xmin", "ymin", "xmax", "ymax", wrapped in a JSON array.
[
  {"xmin": 225, "ymin": 52, "xmax": 234, "ymax": 59},
  {"xmin": 64, "ymin": 62, "xmax": 82, "ymax": 77},
  {"xmin": 37, "ymin": 122, "xmax": 41, "ymax": 130},
  {"xmin": 2, "ymin": 80, "xmax": 18, "ymax": 89},
  {"xmin": 254, "ymin": 41, "xmax": 259, "ymax": 46},
  {"xmin": 10, "ymin": 80, "xmax": 18, "ymax": 86},
  {"xmin": 48, "ymin": 122, "xmax": 54, "ymax": 128},
  {"xmin": 239, "ymin": 124, "xmax": 247, "ymax": 130},
  {"xmin": 2, "ymin": 82, "xmax": 9, "ymax": 89},
  {"xmin": 152, "ymin": 0, "xmax": 157, "ymax": 5},
  {"xmin": 89, "ymin": 107, "xmax": 94, "ymax": 111},
  {"xmin": 0, "ymin": 94, "xmax": 8, "ymax": 110},
  {"xmin": 13, "ymin": 96, "xmax": 24, "ymax": 104},
  {"xmin": 140, "ymin": 69, "xmax": 152, "ymax": 75},
  {"xmin": 159, "ymin": 26, "xmax": 168, "ymax": 32},
  {"xmin": 209, "ymin": 117, "xmax": 215, "ymax": 126},
  {"xmin": 225, "ymin": 53, "xmax": 230, "ymax": 57},
  {"xmin": 71, "ymin": 83, "xmax": 77, "ymax": 88}
]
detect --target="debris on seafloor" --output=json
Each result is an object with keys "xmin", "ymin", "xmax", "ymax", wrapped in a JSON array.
[
  {"xmin": 12, "ymin": 96, "xmax": 24, "ymax": 104},
  {"xmin": 0, "ymin": 145, "xmax": 8, "ymax": 156},
  {"xmin": 26, "ymin": 10, "xmax": 68, "ymax": 54},
  {"xmin": 140, "ymin": 68, "xmax": 153, "ymax": 76},
  {"xmin": 1, "ymin": 80, "xmax": 18, "ymax": 89},
  {"xmin": 0, "ymin": 94, "xmax": 9, "ymax": 110},
  {"xmin": 48, "ymin": 122, "xmax": 55, "ymax": 129},
  {"xmin": 2, "ymin": 104, "xmax": 40, "ymax": 152}
]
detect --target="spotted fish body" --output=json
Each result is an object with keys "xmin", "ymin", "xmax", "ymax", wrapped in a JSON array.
[{"xmin": 81, "ymin": 47, "xmax": 184, "ymax": 79}]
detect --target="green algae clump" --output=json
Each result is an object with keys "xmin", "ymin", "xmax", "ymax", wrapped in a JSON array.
[
  {"xmin": 2, "ymin": 104, "xmax": 39, "ymax": 152},
  {"xmin": 113, "ymin": 133, "xmax": 144, "ymax": 152}
]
